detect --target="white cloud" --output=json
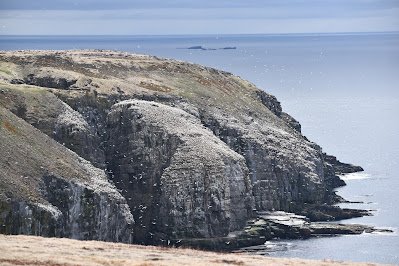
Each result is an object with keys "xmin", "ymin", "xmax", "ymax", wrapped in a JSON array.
[{"xmin": 0, "ymin": 7, "xmax": 398, "ymax": 35}]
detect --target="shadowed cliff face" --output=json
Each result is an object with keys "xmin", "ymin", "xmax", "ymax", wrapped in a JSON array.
[
  {"xmin": 0, "ymin": 50, "xmax": 361, "ymax": 244},
  {"xmin": 0, "ymin": 106, "xmax": 134, "ymax": 243},
  {"xmin": 106, "ymin": 100, "xmax": 252, "ymax": 243}
]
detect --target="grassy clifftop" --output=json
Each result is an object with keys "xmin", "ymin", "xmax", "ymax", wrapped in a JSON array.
[{"xmin": 0, "ymin": 49, "xmax": 287, "ymax": 125}]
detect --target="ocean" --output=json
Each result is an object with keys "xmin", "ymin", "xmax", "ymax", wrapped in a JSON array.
[{"xmin": 1, "ymin": 33, "xmax": 398, "ymax": 264}]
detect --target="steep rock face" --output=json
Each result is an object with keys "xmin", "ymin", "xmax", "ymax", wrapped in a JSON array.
[
  {"xmin": 255, "ymin": 90, "xmax": 282, "ymax": 117},
  {"xmin": 106, "ymin": 100, "xmax": 253, "ymax": 243},
  {"xmin": 200, "ymin": 110, "xmax": 325, "ymax": 211},
  {"xmin": 0, "ymin": 85, "xmax": 104, "ymax": 167},
  {"xmin": 0, "ymin": 106, "xmax": 134, "ymax": 243},
  {"xmin": 2, "ymin": 176, "xmax": 133, "ymax": 243}
]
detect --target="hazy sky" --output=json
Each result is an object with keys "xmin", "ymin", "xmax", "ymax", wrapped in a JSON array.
[{"xmin": 1, "ymin": 0, "xmax": 398, "ymax": 35}]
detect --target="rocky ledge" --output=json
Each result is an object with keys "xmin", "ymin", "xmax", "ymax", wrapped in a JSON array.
[
  {"xmin": 0, "ymin": 49, "xmax": 388, "ymax": 249},
  {"xmin": 171, "ymin": 210, "xmax": 391, "ymax": 251}
]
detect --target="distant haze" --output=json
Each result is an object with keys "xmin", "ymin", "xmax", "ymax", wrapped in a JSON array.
[{"xmin": 1, "ymin": 0, "xmax": 398, "ymax": 35}]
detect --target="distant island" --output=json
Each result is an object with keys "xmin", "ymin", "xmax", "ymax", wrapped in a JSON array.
[{"xmin": 178, "ymin": 46, "xmax": 237, "ymax": 50}]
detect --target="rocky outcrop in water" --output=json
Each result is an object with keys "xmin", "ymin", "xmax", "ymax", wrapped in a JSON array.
[
  {"xmin": 0, "ymin": 50, "xmax": 368, "ymax": 246},
  {"xmin": 323, "ymin": 154, "xmax": 364, "ymax": 174},
  {"xmin": 232, "ymin": 210, "xmax": 391, "ymax": 254},
  {"xmin": 177, "ymin": 210, "xmax": 390, "ymax": 251}
]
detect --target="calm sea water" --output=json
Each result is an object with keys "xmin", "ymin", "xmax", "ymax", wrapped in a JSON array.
[{"xmin": 1, "ymin": 33, "xmax": 398, "ymax": 264}]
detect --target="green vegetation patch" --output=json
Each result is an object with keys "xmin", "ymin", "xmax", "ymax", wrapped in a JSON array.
[{"xmin": 0, "ymin": 68, "xmax": 12, "ymax": 76}]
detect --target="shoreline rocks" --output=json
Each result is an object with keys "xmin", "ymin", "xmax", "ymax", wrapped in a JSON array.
[{"xmin": 175, "ymin": 210, "xmax": 392, "ymax": 251}]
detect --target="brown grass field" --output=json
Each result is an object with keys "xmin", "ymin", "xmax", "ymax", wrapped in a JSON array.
[{"xmin": 0, "ymin": 234, "xmax": 389, "ymax": 266}]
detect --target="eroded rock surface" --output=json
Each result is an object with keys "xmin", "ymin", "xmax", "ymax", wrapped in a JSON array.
[
  {"xmin": 0, "ymin": 106, "xmax": 133, "ymax": 243},
  {"xmin": 106, "ymin": 100, "xmax": 253, "ymax": 243}
]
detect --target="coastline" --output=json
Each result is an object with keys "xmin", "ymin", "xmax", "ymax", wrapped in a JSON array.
[
  {"xmin": 0, "ymin": 48, "xmax": 396, "ymax": 264},
  {"xmin": 172, "ymin": 162, "xmax": 391, "ymax": 252}
]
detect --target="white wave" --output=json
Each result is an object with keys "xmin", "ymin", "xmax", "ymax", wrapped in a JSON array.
[{"xmin": 339, "ymin": 172, "xmax": 371, "ymax": 180}]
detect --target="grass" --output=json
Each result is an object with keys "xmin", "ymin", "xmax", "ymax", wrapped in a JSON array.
[
  {"xmin": 0, "ymin": 68, "xmax": 12, "ymax": 76},
  {"xmin": 138, "ymin": 81, "xmax": 173, "ymax": 92},
  {"xmin": 0, "ymin": 234, "xmax": 383, "ymax": 266},
  {"xmin": 2, "ymin": 120, "xmax": 18, "ymax": 134},
  {"xmin": 0, "ymin": 62, "xmax": 14, "ymax": 76},
  {"xmin": 0, "ymin": 83, "xmax": 49, "ymax": 95},
  {"xmin": 0, "ymin": 105, "xmax": 90, "ymax": 204}
]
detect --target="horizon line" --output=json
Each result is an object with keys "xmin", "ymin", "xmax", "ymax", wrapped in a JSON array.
[{"xmin": 1, "ymin": 31, "xmax": 399, "ymax": 37}]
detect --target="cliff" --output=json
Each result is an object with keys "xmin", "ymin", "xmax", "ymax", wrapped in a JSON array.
[
  {"xmin": 106, "ymin": 100, "xmax": 252, "ymax": 243},
  {"xmin": 0, "ymin": 103, "xmax": 133, "ymax": 242},
  {"xmin": 0, "ymin": 50, "xmax": 364, "ymax": 246}
]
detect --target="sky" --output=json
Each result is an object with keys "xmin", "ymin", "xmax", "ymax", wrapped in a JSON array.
[{"xmin": 0, "ymin": 0, "xmax": 398, "ymax": 35}]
